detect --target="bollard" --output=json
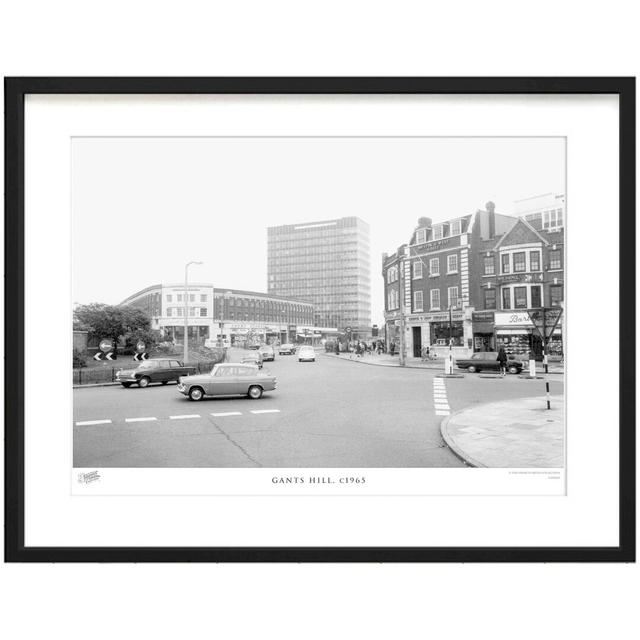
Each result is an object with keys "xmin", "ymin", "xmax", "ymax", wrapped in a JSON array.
[
  {"xmin": 543, "ymin": 352, "xmax": 548, "ymax": 374},
  {"xmin": 529, "ymin": 358, "xmax": 536, "ymax": 378},
  {"xmin": 546, "ymin": 381, "xmax": 551, "ymax": 410}
]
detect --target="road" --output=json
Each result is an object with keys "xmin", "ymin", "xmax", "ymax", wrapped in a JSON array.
[{"xmin": 73, "ymin": 350, "xmax": 564, "ymax": 468}]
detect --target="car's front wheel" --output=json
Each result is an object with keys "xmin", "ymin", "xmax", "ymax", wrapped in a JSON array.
[
  {"xmin": 248, "ymin": 385, "xmax": 263, "ymax": 399},
  {"xmin": 467, "ymin": 365, "xmax": 477, "ymax": 373},
  {"xmin": 189, "ymin": 386, "xmax": 204, "ymax": 401},
  {"xmin": 137, "ymin": 376, "xmax": 151, "ymax": 388}
]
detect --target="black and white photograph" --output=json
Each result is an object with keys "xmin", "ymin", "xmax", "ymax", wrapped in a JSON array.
[{"xmin": 72, "ymin": 136, "xmax": 566, "ymax": 474}]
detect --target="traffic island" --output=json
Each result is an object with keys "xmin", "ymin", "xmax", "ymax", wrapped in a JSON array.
[{"xmin": 440, "ymin": 395, "xmax": 565, "ymax": 468}]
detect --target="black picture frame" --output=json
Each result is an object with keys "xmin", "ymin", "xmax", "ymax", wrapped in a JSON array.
[{"xmin": 4, "ymin": 77, "xmax": 635, "ymax": 563}]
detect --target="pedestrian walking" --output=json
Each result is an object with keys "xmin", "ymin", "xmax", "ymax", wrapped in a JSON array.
[
  {"xmin": 497, "ymin": 345, "xmax": 508, "ymax": 377},
  {"xmin": 335, "ymin": 340, "xmax": 340, "ymax": 356},
  {"xmin": 389, "ymin": 341, "xmax": 395, "ymax": 356}
]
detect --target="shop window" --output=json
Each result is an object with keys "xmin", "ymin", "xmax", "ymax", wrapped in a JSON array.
[
  {"xmin": 530, "ymin": 285, "xmax": 541, "ymax": 308},
  {"xmin": 501, "ymin": 254, "xmax": 510, "ymax": 274},
  {"xmin": 413, "ymin": 291, "xmax": 423, "ymax": 312},
  {"xmin": 530, "ymin": 251, "xmax": 541, "ymax": 271},
  {"xmin": 430, "ymin": 289, "xmax": 440, "ymax": 310},
  {"xmin": 484, "ymin": 288, "xmax": 496, "ymax": 310},
  {"xmin": 431, "ymin": 321, "xmax": 464, "ymax": 347},
  {"xmin": 513, "ymin": 252, "xmax": 526, "ymax": 273},
  {"xmin": 447, "ymin": 254, "xmax": 458, "ymax": 273},
  {"xmin": 550, "ymin": 285, "xmax": 563, "ymax": 306},
  {"xmin": 502, "ymin": 288, "xmax": 511, "ymax": 310},
  {"xmin": 514, "ymin": 286, "xmax": 527, "ymax": 309},
  {"xmin": 549, "ymin": 249, "xmax": 562, "ymax": 270},
  {"xmin": 412, "ymin": 261, "xmax": 423, "ymax": 279},
  {"xmin": 429, "ymin": 257, "xmax": 440, "ymax": 276},
  {"xmin": 483, "ymin": 256, "xmax": 495, "ymax": 275}
]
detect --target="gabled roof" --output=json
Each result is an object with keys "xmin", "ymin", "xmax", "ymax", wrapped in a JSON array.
[{"xmin": 493, "ymin": 217, "xmax": 549, "ymax": 250}]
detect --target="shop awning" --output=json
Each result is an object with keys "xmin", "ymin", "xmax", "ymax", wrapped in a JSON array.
[{"xmin": 497, "ymin": 328, "xmax": 529, "ymax": 335}]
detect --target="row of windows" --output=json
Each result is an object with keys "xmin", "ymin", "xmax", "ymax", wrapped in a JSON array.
[
  {"xmin": 482, "ymin": 284, "xmax": 563, "ymax": 310},
  {"xmin": 415, "ymin": 219, "xmax": 463, "ymax": 244},
  {"xmin": 166, "ymin": 307, "xmax": 208, "ymax": 317},
  {"xmin": 166, "ymin": 293, "xmax": 208, "ymax": 303},
  {"xmin": 412, "ymin": 255, "xmax": 458, "ymax": 278},
  {"xmin": 412, "ymin": 287, "xmax": 459, "ymax": 312},
  {"xmin": 483, "ymin": 249, "xmax": 562, "ymax": 275}
]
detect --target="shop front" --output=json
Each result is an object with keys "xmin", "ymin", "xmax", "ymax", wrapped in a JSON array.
[
  {"xmin": 472, "ymin": 311, "xmax": 496, "ymax": 352},
  {"xmin": 494, "ymin": 311, "xmax": 563, "ymax": 361},
  {"xmin": 406, "ymin": 309, "xmax": 471, "ymax": 358}
]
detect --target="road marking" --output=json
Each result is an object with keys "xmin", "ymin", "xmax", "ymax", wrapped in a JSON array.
[
  {"xmin": 125, "ymin": 417, "xmax": 157, "ymax": 423},
  {"xmin": 76, "ymin": 419, "xmax": 112, "ymax": 426},
  {"xmin": 169, "ymin": 414, "xmax": 201, "ymax": 420},
  {"xmin": 250, "ymin": 409, "xmax": 281, "ymax": 414},
  {"xmin": 433, "ymin": 379, "xmax": 451, "ymax": 417},
  {"xmin": 435, "ymin": 410, "xmax": 450, "ymax": 416},
  {"xmin": 211, "ymin": 411, "xmax": 242, "ymax": 417}
]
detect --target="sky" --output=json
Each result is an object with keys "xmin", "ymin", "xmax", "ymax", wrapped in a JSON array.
[{"xmin": 72, "ymin": 137, "xmax": 565, "ymax": 325}]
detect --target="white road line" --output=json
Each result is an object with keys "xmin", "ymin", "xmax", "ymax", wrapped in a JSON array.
[
  {"xmin": 125, "ymin": 417, "xmax": 157, "ymax": 423},
  {"xmin": 76, "ymin": 419, "xmax": 112, "ymax": 426},
  {"xmin": 250, "ymin": 409, "xmax": 281, "ymax": 414},
  {"xmin": 435, "ymin": 410, "xmax": 450, "ymax": 416},
  {"xmin": 169, "ymin": 414, "xmax": 201, "ymax": 420},
  {"xmin": 211, "ymin": 411, "xmax": 242, "ymax": 417},
  {"xmin": 434, "ymin": 405, "xmax": 450, "ymax": 410}
]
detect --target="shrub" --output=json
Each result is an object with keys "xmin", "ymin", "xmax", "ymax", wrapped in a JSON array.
[{"xmin": 73, "ymin": 348, "xmax": 87, "ymax": 369}]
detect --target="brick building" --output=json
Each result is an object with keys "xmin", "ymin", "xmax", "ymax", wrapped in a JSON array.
[{"xmin": 382, "ymin": 202, "xmax": 564, "ymax": 360}]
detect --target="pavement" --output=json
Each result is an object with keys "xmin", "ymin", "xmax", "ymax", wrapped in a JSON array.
[
  {"xmin": 326, "ymin": 351, "xmax": 565, "ymax": 374},
  {"xmin": 440, "ymin": 395, "xmax": 565, "ymax": 468}
]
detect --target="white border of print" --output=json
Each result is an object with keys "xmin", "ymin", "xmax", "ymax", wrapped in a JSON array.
[{"xmin": 24, "ymin": 94, "xmax": 618, "ymax": 548}]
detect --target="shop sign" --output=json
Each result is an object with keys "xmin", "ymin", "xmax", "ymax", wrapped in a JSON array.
[
  {"xmin": 494, "ymin": 312, "xmax": 533, "ymax": 326},
  {"xmin": 417, "ymin": 235, "xmax": 459, "ymax": 253},
  {"xmin": 472, "ymin": 311, "xmax": 495, "ymax": 322},
  {"xmin": 407, "ymin": 310, "xmax": 464, "ymax": 323},
  {"xmin": 497, "ymin": 273, "xmax": 543, "ymax": 284}
]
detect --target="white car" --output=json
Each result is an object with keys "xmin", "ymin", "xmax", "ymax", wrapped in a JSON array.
[{"xmin": 298, "ymin": 345, "xmax": 316, "ymax": 362}]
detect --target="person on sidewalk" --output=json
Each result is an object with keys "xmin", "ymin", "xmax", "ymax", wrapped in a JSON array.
[
  {"xmin": 497, "ymin": 346, "xmax": 508, "ymax": 376},
  {"xmin": 335, "ymin": 341, "xmax": 340, "ymax": 356}
]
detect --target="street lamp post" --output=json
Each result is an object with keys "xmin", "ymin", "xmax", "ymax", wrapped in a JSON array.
[{"xmin": 183, "ymin": 261, "xmax": 203, "ymax": 364}]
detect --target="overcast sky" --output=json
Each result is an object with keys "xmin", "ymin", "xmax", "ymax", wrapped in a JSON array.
[{"xmin": 72, "ymin": 137, "xmax": 565, "ymax": 325}]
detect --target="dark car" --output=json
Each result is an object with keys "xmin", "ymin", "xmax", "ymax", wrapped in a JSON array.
[
  {"xmin": 115, "ymin": 358, "xmax": 197, "ymax": 388},
  {"xmin": 456, "ymin": 351, "xmax": 523, "ymax": 374},
  {"xmin": 259, "ymin": 345, "xmax": 275, "ymax": 361},
  {"xmin": 278, "ymin": 343, "xmax": 296, "ymax": 355},
  {"xmin": 241, "ymin": 351, "xmax": 263, "ymax": 369},
  {"xmin": 177, "ymin": 363, "xmax": 277, "ymax": 401}
]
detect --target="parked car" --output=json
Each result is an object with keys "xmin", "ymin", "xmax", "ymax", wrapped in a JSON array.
[
  {"xmin": 116, "ymin": 359, "xmax": 197, "ymax": 388},
  {"xmin": 241, "ymin": 351, "xmax": 263, "ymax": 369},
  {"xmin": 278, "ymin": 343, "xmax": 296, "ymax": 355},
  {"xmin": 456, "ymin": 352, "xmax": 523, "ymax": 374},
  {"xmin": 298, "ymin": 345, "xmax": 316, "ymax": 362},
  {"xmin": 259, "ymin": 345, "xmax": 275, "ymax": 361},
  {"xmin": 177, "ymin": 363, "xmax": 277, "ymax": 401}
]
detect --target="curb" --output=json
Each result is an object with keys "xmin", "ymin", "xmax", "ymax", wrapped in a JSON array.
[
  {"xmin": 439, "ymin": 411, "xmax": 485, "ymax": 468},
  {"xmin": 73, "ymin": 382, "xmax": 120, "ymax": 389},
  {"xmin": 327, "ymin": 354, "xmax": 564, "ymax": 375}
]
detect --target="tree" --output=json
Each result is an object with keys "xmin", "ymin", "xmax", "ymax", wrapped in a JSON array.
[{"xmin": 73, "ymin": 303, "xmax": 156, "ymax": 349}]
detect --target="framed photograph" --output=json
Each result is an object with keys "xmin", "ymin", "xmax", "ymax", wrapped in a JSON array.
[{"xmin": 5, "ymin": 77, "xmax": 635, "ymax": 562}]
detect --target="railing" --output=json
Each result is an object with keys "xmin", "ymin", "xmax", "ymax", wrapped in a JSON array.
[{"xmin": 73, "ymin": 358, "xmax": 225, "ymax": 386}]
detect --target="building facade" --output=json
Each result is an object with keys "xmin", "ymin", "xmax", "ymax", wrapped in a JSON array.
[
  {"xmin": 383, "ymin": 203, "xmax": 565, "ymax": 360},
  {"xmin": 470, "ymin": 214, "xmax": 565, "ymax": 360},
  {"xmin": 120, "ymin": 284, "xmax": 315, "ymax": 347},
  {"xmin": 267, "ymin": 217, "xmax": 371, "ymax": 336}
]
